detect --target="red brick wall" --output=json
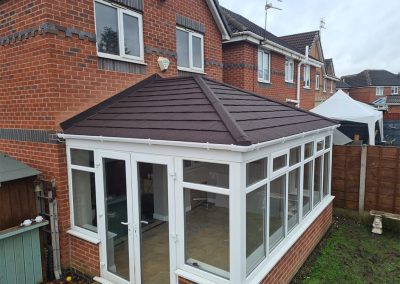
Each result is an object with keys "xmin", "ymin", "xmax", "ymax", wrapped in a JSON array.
[
  {"xmin": 0, "ymin": 0, "xmax": 224, "ymax": 274},
  {"xmin": 348, "ymin": 87, "xmax": 390, "ymax": 104},
  {"xmin": 261, "ymin": 202, "xmax": 333, "ymax": 284},
  {"xmin": 385, "ymin": 106, "xmax": 400, "ymax": 117}
]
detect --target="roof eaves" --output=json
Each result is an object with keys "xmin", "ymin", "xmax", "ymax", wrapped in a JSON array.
[
  {"xmin": 194, "ymin": 76, "xmax": 253, "ymax": 146},
  {"xmin": 60, "ymin": 74, "xmax": 161, "ymax": 130}
]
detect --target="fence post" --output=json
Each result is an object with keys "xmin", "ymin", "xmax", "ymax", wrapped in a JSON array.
[{"xmin": 359, "ymin": 145, "xmax": 367, "ymax": 214}]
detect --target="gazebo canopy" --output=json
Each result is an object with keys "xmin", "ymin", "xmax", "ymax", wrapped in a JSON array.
[{"xmin": 311, "ymin": 90, "xmax": 384, "ymax": 145}]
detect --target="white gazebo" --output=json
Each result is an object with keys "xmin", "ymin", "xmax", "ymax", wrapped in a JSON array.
[
  {"xmin": 311, "ymin": 90, "xmax": 384, "ymax": 145},
  {"xmin": 59, "ymin": 75, "xmax": 338, "ymax": 284}
]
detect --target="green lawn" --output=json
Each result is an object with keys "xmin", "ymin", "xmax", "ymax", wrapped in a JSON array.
[{"xmin": 293, "ymin": 217, "xmax": 400, "ymax": 284}]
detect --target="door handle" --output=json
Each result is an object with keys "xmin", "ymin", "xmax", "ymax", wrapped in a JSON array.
[
  {"xmin": 140, "ymin": 220, "xmax": 149, "ymax": 225},
  {"xmin": 121, "ymin": 221, "xmax": 129, "ymax": 226}
]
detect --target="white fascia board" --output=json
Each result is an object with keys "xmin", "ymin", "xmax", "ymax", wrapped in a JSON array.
[
  {"xmin": 58, "ymin": 125, "xmax": 339, "ymax": 154},
  {"xmin": 324, "ymin": 75, "xmax": 340, "ymax": 82},
  {"xmin": 205, "ymin": 0, "xmax": 230, "ymax": 40}
]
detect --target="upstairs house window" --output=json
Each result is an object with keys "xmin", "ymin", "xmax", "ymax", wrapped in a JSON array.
[
  {"xmin": 330, "ymin": 80, "xmax": 334, "ymax": 94},
  {"xmin": 376, "ymin": 87, "xmax": 384, "ymax": 96},
  {"xmin": 176, "ymin": 27, "xmax": 204, "ymax": 73},
  {"xmin": 258, "ymin": 50, "xmax": 270, "ymax": 83},
  {"xmin": 391, "ymin": 86, "xmax": 399, "ymax": 95},
  {"xmin": 285, "ymin": 58, "xmax": 294, "ymax": 83},
  {"xmin": 315, "ymin": 74, "xmax": 320, "ymax": 90},
  {"xmin": 323, "ymin": 78, "xmax": 327, "ymax": 92},
  {"xmin": 303, "ymin": 65, "xmax": 310, "ymax": 88},
  {"xmin": 94, "ymin": 0, "xmax": 144, "ymax": 62}
]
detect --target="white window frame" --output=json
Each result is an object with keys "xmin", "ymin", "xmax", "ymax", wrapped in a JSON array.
[
  {"xmin": 258, "ymin": 49, "xmax": 271, "ymax": 83},
  {"xmin": 66, "ymin": 146, "xmax": 100, "ymax": 243},
  {"xmin": 315, "ymin": 74, "xmax": 320, "ymax": 90},
  {"xmin": 376, "ymin": 86, "xmax": 384, "ymax": 96},
  {"xmin": 303, "ymin": 65, "xmax": 310, "ymax": 89},
  {"xmin": 285, "ymin": 58, "xmax": 294, "ymax": 83},
  {"xmin": 176, "ymin": 27, "xmax": 205, "ymax": 73},
  {"xmin": 330, "ymin": 80, "xmax": 334, "ymax": 94},
  {"xmin": 94, "ymin": 0, "xmax": 145, "ymax": 64},
  {"xmin": 323, "ymin": 78, "xmax": 327, "ymax": 93},
  {"xmin": 391, "ymin": 86, "xmax": 399, "ymax": 95}
]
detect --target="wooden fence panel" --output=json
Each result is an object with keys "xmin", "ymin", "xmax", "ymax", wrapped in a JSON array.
[{"xmin": 332, "ymin": 145, "xmax": 400, "ymax": 214}]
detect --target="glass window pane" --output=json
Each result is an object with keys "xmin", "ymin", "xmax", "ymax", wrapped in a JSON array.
[
  {"xmin": 288, "ymin": 168, "xmax": 300, "ymax": 232},
  {"xmin": 177, "ymin": 29, "xmax": 189, "ymax": 68},
  {"xmin": 192, "ymin": 35, "xmax": 202, "ymax": 68},
  {"xmin": 317, "ymin": 140, "xmax": 324, "ymax": 151},
  {"xmin": 123, "ymin": 13, "xmax": 140, "ymax": 57},
  {"xmin": 269, "ymin": 175, "xmax": 285, "ymax": 251},
  {"xmin": 323, "ymin": 153, "xmax": 330, "ymax": 197},
  {"xmin": 303, "ymin": 161, "xmax": 312, "ymax": 217},
  {"xmin": 314, "ymin": 156, "xmax": 322, "ymax": 206},
  {"xmin": 246, "ymin": 185, "xmax": 266, "ymax": 275},
  {"xmin": 258, "ymin": 51, "xmax": 263, "ymax": 79},
  {"xmin": 273, "ymin": 154, "xmax": 287, "ymax": 172},
  {"xmin": 72, "ymin": 170, "xmax": 96, "ymax": 231},
  {"xmin": 263, "ymin": 52, "xmax": 269, "ymax": 81},
  {"xmin": 246, "ymin": 158, "xmax": 268, "ymax": 187},
  {"xmin": 325, "ymin": 136, "xmax": 331, "ymax": 149},
  {"xmin": 95, "ymin": 2, "xmax": 120, "ymax": 55},
  {"xmin": 183, "ymin": 161, "xmax": 229, "ymax": 189},
  {"xmin": 289, "ymin": 146, "xmax": 301, "ymax": 166},
  {"xmin": 71, "ymin": 149, "xmax": 94, "ymax": 167},
  {"xmin": 304, "ymin": 142, "xmax": 314, "ymax": 159},
  {"xmin": 184, "ymin": 188, "xmax": 230, "ymax": 279}
]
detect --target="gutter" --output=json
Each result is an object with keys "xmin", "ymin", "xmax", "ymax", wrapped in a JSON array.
[
  {"xmin": 57, "ymin": 125, "xmax": 338, "ymax": 153},
  {"xmin": 297, "ymin": 46, "xmax": 310, "ymax": 108}
]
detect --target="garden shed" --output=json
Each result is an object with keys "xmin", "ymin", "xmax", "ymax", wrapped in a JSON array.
[{"xmin": 59, "ymin": 74, "xmax": 338, "ymax": 284}]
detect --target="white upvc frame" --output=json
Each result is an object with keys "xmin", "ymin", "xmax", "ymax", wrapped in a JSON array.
[
  {"xmin": 391, "ymin": 86, "xmax": 399, "ymax": 95},
  {"xmin": 376, "ymin": 86, "xmax": 384, "ymax": 96},
  {"xmin": 303, "ymin": 65, "xmax": 311, "ymax": 89},
  {"xmin": 94, "ymin": 0, "xmax": 145, "ymax": 64},
  {"xmin": 258, "ymin": 49, "xmax": 271, "ymax": 84},
  {"xmin": 176, "ymin": 26, "xmax": 205, "ymax": 74},
  {"xmin": 330, "ymin": 80, "xmax": 334, "ymax": 94},
  {"xmin": 285, "ymin": 57, "xmax": 294, "ymax": 83},
  {"xmin": 96, "ymin": 150, "xmax": 135, "ymax": 284},
  {"xmin": 66, "ymin": 146, "xmax": 99, "ymax": 241},
  {"xmin": 315, "ymin": 74, "xmax": 320, "ymax": 90},
  {"xmin": 323, "ymin": 78, "xmax": 327, "ymax": 93}
]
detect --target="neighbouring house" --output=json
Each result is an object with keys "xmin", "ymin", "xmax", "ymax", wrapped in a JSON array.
[
  {"xmin": 280, "ymin": 31, "xmax": 340, "ymax": 108},
  {"xmin": 220, "ymin": 8, "xmax": 325, "ymax": 111},
  {"xmin": 0, "ymin": 0, "xmax": 337, "ymax": 283},
  {"xmin": 339, "ymin": 70, "xmax": 400, "ymax": 114}
]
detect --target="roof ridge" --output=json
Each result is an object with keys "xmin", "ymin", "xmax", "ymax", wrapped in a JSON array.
[
  {"xmin": 60, "ymin": 74, "xmax": 161, "ymax": 130},
  {"xmin": 280, "ymin": 30, "xmax": 320, "ymax": 38},
  {"xmin": 203, "ymin": 77, "xmax": 339, "ymax": 125},
  {"xmin": 193, "ymin": 76, "xmax": 252, "ymax": 146}
]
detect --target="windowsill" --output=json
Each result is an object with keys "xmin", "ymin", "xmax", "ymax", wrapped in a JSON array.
[
  {"xmin": 67, "ymin": 229, "xmax": 100, "ymax": 245},
  {"xmin": 258, "ymin": 79, "xmax": 271, "ymax": 85},
  {"xmin": 97, "ymin": 53, "xmax": 147, "ymax": 66},
  {"xmin": 177, "ymin": 66, "xmax": 206, "ymax": 75},
  {"xmin": 285, "ymin": 80, "xmax": 294, "ymax": 84}
]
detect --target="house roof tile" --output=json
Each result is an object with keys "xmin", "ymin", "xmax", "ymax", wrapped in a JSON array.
[
  {"xmin": 61, "ymin": 75, "xmax": 337, "ymax": 146},
  {"xmin": 342, "ymin": 70, "xmax": 400, "ymax": 88},
  {"xmin": 280, "ymin": 30, "xmax": 319, "ymax": 55}
]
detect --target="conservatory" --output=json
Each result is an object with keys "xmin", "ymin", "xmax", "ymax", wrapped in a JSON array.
[{"xmin": 59, "ymin": 74, "xmax": 338, "ymax": 284}]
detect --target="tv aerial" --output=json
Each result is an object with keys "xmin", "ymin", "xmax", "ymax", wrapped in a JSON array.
[{"xmin": 265, "ymin": 0, "xmax": 283, "ymax": 30}]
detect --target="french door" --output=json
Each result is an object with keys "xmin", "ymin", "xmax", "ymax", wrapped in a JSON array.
[{"xmin": 96, "ymin": 151, "xmax": 176, "ymax": 284}]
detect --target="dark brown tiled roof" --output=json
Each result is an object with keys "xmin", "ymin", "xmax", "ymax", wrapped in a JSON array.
[
  {"xmin": 61, "ymin": 74, "xmax": 337, "ymax": 146},
  {"xmin": 220, "ymin": 7, "xmax": 304, "ymax": 54},
  {"xmin": 342, "ymin": 70, "xmax": 400, "ymax": 88},
  {"xmin": 324, "ymin": 59, "xmax": 335, "ymax": 77},
  {"xmin": 280, "ymin": 31, "xmax": 319, "ymax": 55},
  {"xmin": 386, "ymin": 95, "xmax": 400, "ymax": 105}
]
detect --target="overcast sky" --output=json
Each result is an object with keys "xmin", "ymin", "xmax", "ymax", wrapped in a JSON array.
[{"xmin": 219, "ymin": 0, "xmax": 400, "ymax": 77}]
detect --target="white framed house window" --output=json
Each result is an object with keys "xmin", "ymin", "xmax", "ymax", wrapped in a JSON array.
[
  {"xmin": 258, "ymin": 49, "xmax": 271, "ymax": 83},
  {"xmin": 303, "ymin": 65, "xmax": 310, "ymax": 88},
  {"xmin": 68, "ymin": 148, "xmax": 98, "ymax": 239},
  {"xmin": 323, "ymin": 78, "xmax": 327, "ymax": 93},
  {"xmin": 315, "ymin": 74, "xmax": 320, "ymax": 90},
  {"xmin": 330, "ymin": 80, "xmax": 334, "ymax": 94},
  {"xmin": 391, "ymin": 86, "xmax": 399, "ymax": 95},
  {"xmin": 94, "ymin": 0, "xmax": 144, "ymax": 63},
  {"xmin": 176, "ymin": 27, "xmax": 204, "ymax": 73},
  {"xmin": 376, "ymin": 87, "xmax": 384, "ymax": 96},
  {"xmin": 285, "ymin": 58, "xmax": 294, "ymax": 83}
]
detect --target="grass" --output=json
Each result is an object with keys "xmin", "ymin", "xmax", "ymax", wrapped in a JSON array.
[{"xmin": 292, "ymin": 217, "xmax": 400, "ymax": 284}]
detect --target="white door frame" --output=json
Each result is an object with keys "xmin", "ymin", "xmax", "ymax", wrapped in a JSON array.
[
  {"xmin": 130, "ymin": 153, "xmax": 177, "ymax": 284},
  {"xmin": 96, "ymin": 150, "xmax": 135, "ymax": 284}
]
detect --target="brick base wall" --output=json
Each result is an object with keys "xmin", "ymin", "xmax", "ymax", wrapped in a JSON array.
[{"xmin": 261, "ymin": 202, "xmax": 333, "ymax": 284}]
